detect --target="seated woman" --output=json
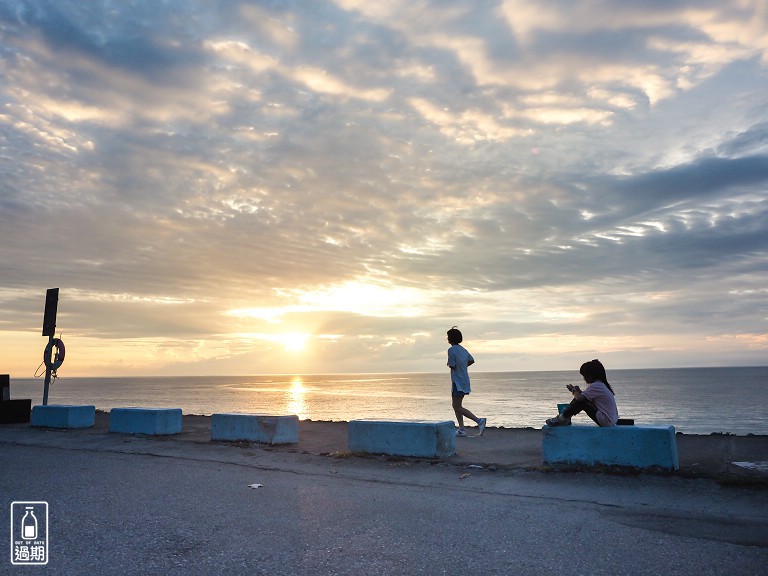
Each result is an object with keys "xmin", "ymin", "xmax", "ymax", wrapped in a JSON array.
[{"xmin": 546, "ymin": 359, "xmax": 618, "ymax": 427}]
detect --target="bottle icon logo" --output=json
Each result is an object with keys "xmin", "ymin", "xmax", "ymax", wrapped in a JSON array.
[
  {"xmin": 22, "ymin": 507, "xmax": 38, "ymax": 540},
  {"xmin": 10, "ymin": 502, "xmax": 48, "ymax": 565}
]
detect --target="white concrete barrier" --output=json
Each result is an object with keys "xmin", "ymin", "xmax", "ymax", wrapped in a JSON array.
[
  {"xmin": 348, "ymin": 419, "xmax": 456, "ymax": 458},
  {"xmin": 211, "ymin": 413, "xmax": 299, "ymax": 444},
  {"xmin": 542, "ymin": 424, "xmax": 679, "ymax": 470},
  {"xmin": 109, "ymin": 407, "xmax": 182, "ymax": 435}
]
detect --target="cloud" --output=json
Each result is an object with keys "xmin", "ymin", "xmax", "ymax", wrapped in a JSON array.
[{"xmin": 1, "ymin": 0, "xmax": 767, "ymax": 375}]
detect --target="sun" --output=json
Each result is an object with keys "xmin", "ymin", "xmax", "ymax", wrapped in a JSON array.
[{"xmin": 276, "ymin": 333, "xmax": 310, "ymax": 353}]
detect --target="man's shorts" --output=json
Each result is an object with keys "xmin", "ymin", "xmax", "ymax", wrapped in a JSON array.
[{"xmin": 451, "ymin": 382, "xmax": 469, "ymax": 398}]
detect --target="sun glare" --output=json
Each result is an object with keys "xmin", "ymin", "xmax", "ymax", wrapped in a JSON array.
[
  {"xmin": 233, "ymin": 332, "xmax": 310, "ymax": 353},
  {"xmin": 274, "ymin": 333, "xmax": 310, "ymax": 353},
  {"xmin": 225, "ymin": 280, "xmax": 433, "ymax": 324}
]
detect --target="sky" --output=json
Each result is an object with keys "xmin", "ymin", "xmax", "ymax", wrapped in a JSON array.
[{"xmin": 1, "ymin": 0, "xmax": 767, "ymax": 378}]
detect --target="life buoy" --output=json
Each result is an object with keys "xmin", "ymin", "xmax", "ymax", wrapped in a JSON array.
[{"xmin": 44, "ymin": 338, "xmax": 65, "ymax": 371}]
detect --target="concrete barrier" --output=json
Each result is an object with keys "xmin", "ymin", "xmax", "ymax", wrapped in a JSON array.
[
  {"xmin": 31, "ymin": 404, "xmax": 95, "ymax": 429},
  {"xmin": 1, "ymin": 375, "xmax": 32, "ymax": 424},
  {"xmin": 1, "ymin": 399, "xmax": 32, "ymax": 424},
  {"xmin": 109, "ymin": 407, "xmax": 182, "ymax": 435},
  {"xmin": 211, "ymin": 413, "xmax": 299, "ymax": 444},
  {"xmin": 542, "ymin": 424, "xmax": 679, "ymax": 470},
  {"xmin": 348, "ymin": 419, "xmax": 456, "ymax": 458}
]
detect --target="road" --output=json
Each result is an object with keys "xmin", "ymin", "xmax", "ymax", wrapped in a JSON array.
[{"xmin": 1, "ymin": 440, "xmax": 766, "ymax": 575}]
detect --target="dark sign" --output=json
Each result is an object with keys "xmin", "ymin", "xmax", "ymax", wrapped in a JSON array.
[{"xmin": 42, "ymin": 288, "xmax": 59, "ymax": 337}]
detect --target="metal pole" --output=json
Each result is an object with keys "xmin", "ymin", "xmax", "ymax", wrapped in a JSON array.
[
  {"xmin": 41, "ymin": 288, "xmax": 59, "ymax": 406},
  {"xmin": 42, "ymin": 335, "xmax": 53, "ymax": 405}
]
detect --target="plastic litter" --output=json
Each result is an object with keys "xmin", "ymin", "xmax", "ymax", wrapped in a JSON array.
[
  {"xmin": 732, "ymin": 461, "xmax": 768, "ymax": 473},
  {"xmin": 248, "ymin": 483, "xmax": 263, "ymax": 489}
]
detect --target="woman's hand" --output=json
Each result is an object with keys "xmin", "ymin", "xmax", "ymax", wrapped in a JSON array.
[{"xmin": 566, "ymin": 384, "xmax": 583, "ymax": 400}]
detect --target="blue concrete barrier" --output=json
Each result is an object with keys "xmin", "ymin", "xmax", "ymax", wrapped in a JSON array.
[
  {"xmin": 211, "ymin": 413, "xmax": 299, "ymax": 444},
  {"xmin": 31, "ymin": 404, "xmax": 95, "ymax": 429},
  {"xmin": 109, "ymin": 407, "xmax": 182, "ymax": 435},
  {"xmin": 348, "ymin": 419, "xmax": 456, "ymax": 458},
  {"xmin": 542, "ymin": 424, "xmax": 679, "ymax": 470}
]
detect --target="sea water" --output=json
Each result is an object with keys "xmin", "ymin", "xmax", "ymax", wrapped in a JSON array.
[{"xmin": 10, "ymin": 367, "xmax": 767, "ymax": 435}]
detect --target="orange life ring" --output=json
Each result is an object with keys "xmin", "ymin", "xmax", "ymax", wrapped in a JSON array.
[{"xmin": 44, "ymin": 338, "xmax": 65, "ymax": 371}]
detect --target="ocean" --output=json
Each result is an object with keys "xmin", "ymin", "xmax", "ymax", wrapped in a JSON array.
[{"xmin": 9, "ymin": 366, "xmax": 767, "ymax": 436}]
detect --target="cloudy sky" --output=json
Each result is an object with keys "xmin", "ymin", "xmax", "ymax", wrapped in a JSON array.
[{"xmin": 1, "ymin": 0, "xmax": 767, "ymax": 377}]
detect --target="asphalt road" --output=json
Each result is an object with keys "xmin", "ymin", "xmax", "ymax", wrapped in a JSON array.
[{"xmin": 1, "ymin": 441, "xmax": 767, "ymax": 575}]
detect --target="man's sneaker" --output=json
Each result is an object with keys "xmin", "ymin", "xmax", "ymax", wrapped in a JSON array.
[
  {"xmin": 477, "ymin": 418, "xmax": 487, "ymax": 436},
  {"xmin": 545, "ymin": 414, "xmax": 571, "ymax": 427},
  {"xmin": 456, "ymin": 428, "xmax": 468, "ymax": 437}
]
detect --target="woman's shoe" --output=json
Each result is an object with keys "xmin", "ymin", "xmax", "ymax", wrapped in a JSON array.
[{"xmin": 545, "ymin": 414, "xmax": 571, "ymax": 427}]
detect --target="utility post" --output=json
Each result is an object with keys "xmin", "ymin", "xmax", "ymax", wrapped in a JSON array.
[{"xmin": 41, "ymin": 288, "xmax": 59, "ymax": 405}]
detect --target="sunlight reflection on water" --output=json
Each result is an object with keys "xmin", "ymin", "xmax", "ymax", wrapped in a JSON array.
[{"xmin": 286, "ymin": 376, "xmax": 308, "ymax": 420}]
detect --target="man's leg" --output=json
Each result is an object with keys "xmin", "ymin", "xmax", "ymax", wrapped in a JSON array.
[
  {"xmin": 452, "ymin": 395, "xmax": 465, "ymax": 428},
  {"xmin": 452, "ymin": 395, "xmax": 479, "ymax": 426}
]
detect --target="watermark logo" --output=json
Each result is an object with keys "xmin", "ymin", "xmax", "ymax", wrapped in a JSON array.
[{"xmin": 10, "ymin": 501, "xmax": 48, "ymax": 565}]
